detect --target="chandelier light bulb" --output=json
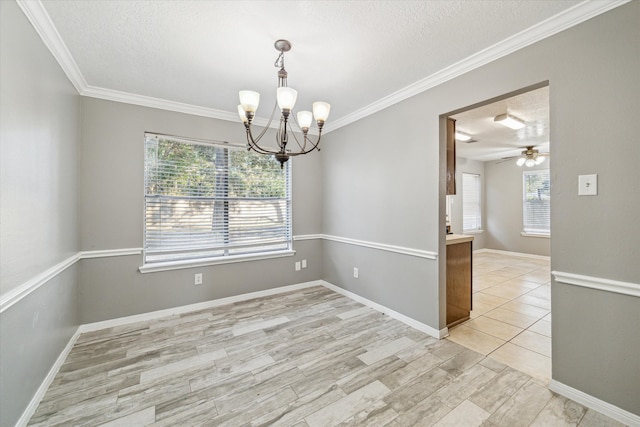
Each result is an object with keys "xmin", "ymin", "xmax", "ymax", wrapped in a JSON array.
[
  {"xmin": 297, "ymin": 111, "xmax": 313, "ymax": 129},
  {"xmin": 277, "ymin": 87, "xmax": 297, "ymax": 111},
  {"xmin": 239, "ymin": 90, "xmax": 260, "ymax": 113},
  {"xmin": 313, "ymin": 102, "xmax": 331, "ymax": 122}
]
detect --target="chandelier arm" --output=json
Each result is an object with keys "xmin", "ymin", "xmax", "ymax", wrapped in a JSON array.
[
  {"xmin": 253, "ymin": 101, "xmax": 279, "ymax": 143},
  {"xmin": 288, "ymin": 128, "xmax": 307, "ymax": 152},
  {"xmin": 245, "ymin": 100, "xmax": 282, "ymax": 155},
  {"xmin": 246, "ymin": 131, "xmax": 276, "ymax": 154},
  {"xmin": 288, "ymin": 113, "xmax": 310, "ymax": 152},
  {"xmin": 245, "ymin": 126, "xmax": 279, "ymax": 155},
  {"xmin": 289, "ymin": 133, "xmax": 323, "ymax": 155}
]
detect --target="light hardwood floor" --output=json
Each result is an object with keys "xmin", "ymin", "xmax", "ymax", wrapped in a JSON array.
[{"xmin": 28, "ymin": 286, "xmax": 623, "ymax": 426}]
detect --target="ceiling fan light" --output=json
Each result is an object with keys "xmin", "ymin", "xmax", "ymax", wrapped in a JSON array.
[
  {"xmin": 313, "ymin": 102, "xmax": 331, "ymax": 122},
  {"xmin": 297, "ymin": 110, "xmax": 313, "ymax": 129},
  {"xmin": 239, "ymin": 90, "xmax": 260, "ymax": 112},
  {"xmin": 455, "ymin": 131, "xmax": 472, "ymax": 141},
  {"xmin": 516, "ymin": 157, "xmax": 526, "ymax": 166},
  {"xmin": 525, "ymin": 158, "xmax": 536, "ymax": 167},
  {"xmin": 494, "ymin": 113, "xmax": 526, "ymax": 130},
  {"xmin": 277, "ymin": 87, "xmax": 297, "ymax": 111},
  {"xmin": 535, "ymin": 156, "xmax": 546, "ymax": 165}
]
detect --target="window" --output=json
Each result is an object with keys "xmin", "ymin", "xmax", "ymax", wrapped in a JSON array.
[
  {"xmin": 143, "ymin": 133, "xmax": 291, "ymax": 266},
  {"xmin": 462, "ymin": 173, "xmax": 482, "ymax": 232},
  {"xmin": 523, "ymin": 169, "xmax": 550, "ymax": 236}
]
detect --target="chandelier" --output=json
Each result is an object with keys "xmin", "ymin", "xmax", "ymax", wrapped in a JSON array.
[
  {"xmin": 517, "ymin": 146, "xmax": 548, "ymax": 167},
  {"xmin": 237, "ymin": 40, "xmax": 331, "ymax": 167}
]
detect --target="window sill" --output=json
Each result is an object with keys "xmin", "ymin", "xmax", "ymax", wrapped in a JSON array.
[
  {"xmin": 521, "ymin": 232, "xmax": 550, "ymax": 238},
  {"xmin": 139, "ymin": 249, "xmax": 296, "ymax": 274},
  {"xmin": 462, "ymin": 229, "xmax": 484, "ymax": 235}
]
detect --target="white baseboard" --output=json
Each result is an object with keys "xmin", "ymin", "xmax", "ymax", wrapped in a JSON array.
[
  {"xmin": 549, "ymin": 379, "xmax": 640, "ymax": 426},
  {"xmin": 79, "ymin": 279, "xmax": 448, "ymax": 340},
  {"xmin": 474, "ymin": 248, "xmax": 550, "ymax": 261},
  {"xmin": 320, "ymin": 281, "xmax": 448, "ymax": 339},
  {"xmin": 16, "ymin": 327, "xmax": 82, "ymax": 427},
  {"xmin": 79, "ymin": 280, "xmax": 324, "ymax": 332}
]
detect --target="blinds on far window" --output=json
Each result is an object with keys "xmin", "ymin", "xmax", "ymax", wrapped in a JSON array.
[
  {"xmin": 462, "ymin": 173, "xmax": 481, "ymax": 232},
  {"xmin": 523, "ymin": 169, "xmax": 550, "ymax": 235},
  {"xmin": 144, "ymin": 134, "xmax": 291, "ymax": 264}
]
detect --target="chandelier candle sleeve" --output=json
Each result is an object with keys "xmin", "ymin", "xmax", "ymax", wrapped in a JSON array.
[
  {"xmin": 277, "ymin": 87, "xmax": 297, "ymax": 111},
  {"xmin": 313, "ymin": 102, "xmax": 330, "ymax": 122},
  {"xmin": 237, "ymin": 39, "xmax": 330, "ymax": 167},
  {"xmin": 239, "ymin": 90, "xmax": 260, "ymax": 112},
  {"xmin": 297, "ymin": 111, "xmax": 313, "ymax": 130}
]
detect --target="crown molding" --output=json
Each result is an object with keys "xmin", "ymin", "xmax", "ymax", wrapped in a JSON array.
[
  {"xmin": 325, "ymin": 0, "xmax": 631, "ymax": 133},
  {"xmin": 16, "ymin": 0, "xmax": 88, "ymax": 93},
  {"xmin": 81, "ymin": 85, "xmax": 241, "ymax": 121},
  {"xmin": 19, "ymin": 0, "xmax": 630, "ymax": 133}
]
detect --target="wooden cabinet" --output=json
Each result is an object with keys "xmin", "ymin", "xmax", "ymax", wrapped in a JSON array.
[
  {"xmin": 446, "ymin": 117, "xmax": 456, "ymax": 195},
  {"xmin": 446, "ymin": 235, "xmax": 473, "ymax": 327}
]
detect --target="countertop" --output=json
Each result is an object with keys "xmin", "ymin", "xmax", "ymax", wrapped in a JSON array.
[{"xmin": 446, "ymin": 234, "xmax": 475, "ymax": 245}]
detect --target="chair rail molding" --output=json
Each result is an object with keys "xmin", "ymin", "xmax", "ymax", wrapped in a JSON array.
[
  {"xmin": 552, "ymin": 271, "xmax": 640, "ymax": 298},
  {"xmin": 0, "ymin": 248, "xmax": 143, "ymax": 313}
]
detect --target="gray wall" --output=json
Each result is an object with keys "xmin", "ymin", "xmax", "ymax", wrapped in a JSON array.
[
  {"xmin": 0, "ymin": 2, "xmax": 81, "ymax": 425},
  {"xmin": 449, "ymin": 157, "xmax": 486, "ymax": 249},
  {"xmin": 322, "ymin": 1, "xmax": 639, "ymax": 415},
  {"xmin": 484, "ymin": 158, "xmax": 550, "ymax": 256},
  {"xmin": 78, "ymin": 98, "xmax": 323, "ymax": 323}
]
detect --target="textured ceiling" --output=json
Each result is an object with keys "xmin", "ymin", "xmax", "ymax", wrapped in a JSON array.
[
  {"xmin": 453, "ymin": 86, "xmax": 550, "ymax": 162},
  {"xmin": 40, "ymin": 0, "xmax": 583, "ymax": 127},
  {"xmin": 34, "ymin": 0, "xmax": 623, "ymax": 160}
]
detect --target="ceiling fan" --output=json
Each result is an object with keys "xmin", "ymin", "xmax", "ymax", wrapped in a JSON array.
[{"xmin": 497, "ymin": 146, "xmax": 550, "ymax": 167}]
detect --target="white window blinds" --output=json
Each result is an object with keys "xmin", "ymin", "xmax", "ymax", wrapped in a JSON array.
[
  {"xmin": 144, "ymin": 134, "xmax": 291, "ymax": 264},
  {"xmin": 462, "ymin": 173, "xmax": 482, "ymax": 232},
  {"xmin": 523, "ymin": 169, "xmax": 550, "ymax": 235}
]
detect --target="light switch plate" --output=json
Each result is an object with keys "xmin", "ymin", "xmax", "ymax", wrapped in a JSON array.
[{"xmin": 578, "ymin": 174, "xmax": 597, "ymax": 196}]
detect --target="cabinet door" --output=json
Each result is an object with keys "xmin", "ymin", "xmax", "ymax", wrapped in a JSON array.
[
  {"xmin": 446, "ymin": 241, "xmax": 472, "ymax": 327},
  {"xmin": 446, "ymin": 117, "xmax": 456, "ymax": 195}
]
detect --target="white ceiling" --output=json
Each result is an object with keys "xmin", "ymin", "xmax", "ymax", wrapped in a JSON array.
[
  {"xmin": 30, "ymin": 1, "xmax": 623, "ymax": 135},
  {"xmin": 453, "ymin": 86, "xmax": 550, "ymax": 162}
]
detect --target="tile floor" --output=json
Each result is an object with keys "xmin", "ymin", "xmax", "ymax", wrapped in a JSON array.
[
  {"xmin": 27, "ymin": 285, "xmax": 624, "ymax": 426},
  {"xmin": 447, "ymin": 250, "xmax": 553, "ymax": 384}
]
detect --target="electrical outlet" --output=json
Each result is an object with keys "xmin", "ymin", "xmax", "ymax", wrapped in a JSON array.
[
  {"xmin": 295, "ymin": 261, "xmax": 301, "ymax": 271},
  {"xmin": 301, "ymin": 259, "xmax": 307, "ymax": 269},
  {"xmin": 353, "ymin": 267, "xmax": 359, "ymax": 279},
  {"xmin": 194, "ymin": 273, "xmax": 203, "ymax": 285}
]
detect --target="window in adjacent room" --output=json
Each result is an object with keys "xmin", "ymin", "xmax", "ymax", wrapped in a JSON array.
[
  {"xmin": 462, "ymin": 173, "xmax": 482, "ymax": 232},
  {"xmin": 143, "ymin": 133, "xmax": 291, "ymax": 266},
  {"xmin": 522, "ymin": 169, "xmax": 550, "ymax": 237}
]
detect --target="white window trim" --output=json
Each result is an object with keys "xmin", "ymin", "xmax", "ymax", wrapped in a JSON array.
[
  {"xmin": 464, "ymin": 229, "xmax": 485, "ymax": 235},
  {"xmin": 142, "ymin": 132, "xmax": 292, "ymax": 268},
  {"xmin": 521, "ymin": 231, "xmax": 550, "ymax": 238},
  {"xmin": 522, "ymin": 169, "xmax": 550, "ymax": 238},
  {"xmin": 139, "ymin": 249, "xmax": 295, "ymax": 273},
  {"xmin": 462, "ymin": 172, "xmax": 482, "ymax": 233}
]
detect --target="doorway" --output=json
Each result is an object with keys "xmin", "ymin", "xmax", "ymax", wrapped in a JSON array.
[{"xmin": 442, "ymin": 83, "xmax": 553, "ymax": 383}]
